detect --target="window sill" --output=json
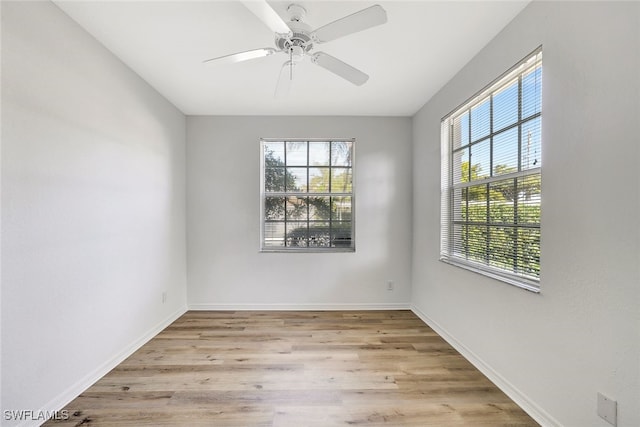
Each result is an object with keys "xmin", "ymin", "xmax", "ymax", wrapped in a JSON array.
[
  {"xmin": 261, "ymin": 247, "xmax": 355, "ymax": 253},
  {"xmin": 440, "ymin": 257, "xmax": 540, "ymax": 293}
]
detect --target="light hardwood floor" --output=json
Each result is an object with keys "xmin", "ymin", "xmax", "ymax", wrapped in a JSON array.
[{"xmin": 46, "ymin": 310, "xmax": 539, "ymax": 426}]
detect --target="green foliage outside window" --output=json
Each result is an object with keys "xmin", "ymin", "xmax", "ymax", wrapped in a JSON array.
[
  {"xmin": 443, "ymin": 50, "xmax": 542, "ymax": 288},
  {"xmin": 262, "ymin": 141, "xmax": 354, "ymax": 250},
  {"xmin": 455, "ymin": 161, "xmax": 541, "ymax": 279}
]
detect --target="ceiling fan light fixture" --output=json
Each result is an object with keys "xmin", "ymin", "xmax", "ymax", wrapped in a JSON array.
[{"xmin": 290, "ymin": 45, "xmax": 305, "ymax": 63}]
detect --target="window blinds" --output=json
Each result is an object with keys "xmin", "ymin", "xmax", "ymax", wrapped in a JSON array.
[{"xmin": 441, "ymin": 48, "xmax": 542, "ymax": 291}]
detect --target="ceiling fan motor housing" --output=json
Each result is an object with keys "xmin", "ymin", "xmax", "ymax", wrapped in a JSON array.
[
  {"xmin": 275, "ymin": 4, "xmax": 314, "ymax": 57},
  {"xmin": 287, "ymin": 4, "xmax": 306, "ymax": 21}
]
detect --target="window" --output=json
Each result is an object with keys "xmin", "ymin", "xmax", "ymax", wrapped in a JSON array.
[
  {"xmin": 441, "ymin": 48, "xmax": 542, "ymax": 291},
  {"xmin": 260, "ymin": 139, "xmax": 355, "ymax": 252}
]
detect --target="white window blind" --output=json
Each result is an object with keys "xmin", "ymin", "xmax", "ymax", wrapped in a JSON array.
[
  {"xmin": 260, "ymin": 139, "xmax": 355, "ymax": 252},
  {"xmin": 441, "ymin": 48, "xmax": 542, "ymax": 291}
]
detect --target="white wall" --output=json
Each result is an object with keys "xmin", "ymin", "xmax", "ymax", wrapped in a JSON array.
[
  {"xmin": 1, "ymin": 2, "xmax": 187, "ymax": 425},
  {"xmin": 187, "ymin": 116, "xmax": 412, "ymax": 309},
  {"xmin": 0, "ymin": 1, "xmax": 3, "ymax": 417},
  {"xmin": 412, "ymin": 2, "xmax": 640, "ymax": 427},
  {"xmin": 4, "ymin": 2, "xmax": 638, "ymax": 426}
]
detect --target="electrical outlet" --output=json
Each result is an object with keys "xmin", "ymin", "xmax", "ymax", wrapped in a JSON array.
[
  {"xmin": 387, "ymin": 280, "xmax": 394, "ymax": 291},
  {"xmin": 597, "ymin": 392, "xmax": 617, "ymax": 426},
  {"xmin": 162, "ymin": 292, "xmax": 167, "ymax": 304}
]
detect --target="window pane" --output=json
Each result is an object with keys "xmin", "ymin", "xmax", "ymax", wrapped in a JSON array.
[
  {"xmin": 286, "ymin": 167, "xmax": 307, "ymax": 192},
  {"xmin": 517, "ymin": 228, "xmax": 540, "ymax": 278},
  {"xmin": 331, "ymin": 197, "xmax": 352, "ymax": 221},
  {"xmin": 331, "ymin": 222, "xmax": 352, "ymax": 248},
  {"xmin": 286, "ymin": 196, "xmax": 307, "ymax": 220},
  {"xmin": 286, "ymin": 222, "xmax": 308, "ymax": 247},
  {"xmin": 453, "ymin": 147, "xmax": 469, "ymax": 184},
  {"xmin": 265, "ymin": 167, "xmax": 285, "ymax": 192},
  {"xmin": 286, "ymin": 141, "xmax": 307, "ymax": 166},
  {"xmin": 264, "ymin": 142, "xmax": 285, "ymax": 165},
  {"xmin": 467, "ymin": 184, "xmax": 487, "ymax": 222},
  {"xmin": 308, "ymin": 168, "xmax": 329, "ymax": 192},
  {"xmin": 331, "ymin": 141, "xmax": 352, "ymax": 166},
  {"xmin": 467, "ymin": 226, "xmax": 487, "ymax": 263},
  {"xmin": 453, "ymin": 111, "xmax": 469, "ymax": 149},
  {"xmin": 470, "ymin": 138, "xmax": 490, "ymax": 180},
  {"xmin": 308, "ymin": 196, "xmax": 331, "ymax": 220},
  {"xmin": 265, "ymin": 196, "xmax": 285, "ymax": 220},
  {"xmin": 453, "ymin": 187, "xmax": 466, "ymax": 222},
  {"xmin": 452, "ymin": 224, "xmax": 466, "ymax": 258},
  {"xmin": 307, "ymin": 223, "xmax": 330, "ymax": 247},
  {"xmin": 493, "ymin": 78, "xmax": 519, "ymax": 131},
  {"xmin": 470, "ymin": 98, "xmax": 490, "ymax": 142},
  {"xmin": 522, "ymin": 65, "xmax": 542, "ymax": 118},
  {"xmin": 517, "ymin": 175, "xmax": 541, "ymax": 224},
  {"xmin": 493, "ymin": 127, "xmax": 519, "ymax": 176},
  {"xmin": 309, "ymin": 141, "xmax": 330, "ymax": 166},
  {"xmin": 489, "ymin": 180, "xmax": 515, "ymax": 223},
  {"xmin": 331, "ymin": 168, "xmax": 352, "ymax": 193},
  {"xmin": 264, "ymin": 222, "xmax": 285, "ymax": 247},
  {"xmin": 489, "ymin": 226, "xmax": 516, "ymax": 270},
  {"xmin": 521, "ymin": 117, "xmax": 541, "ymax": 170}
]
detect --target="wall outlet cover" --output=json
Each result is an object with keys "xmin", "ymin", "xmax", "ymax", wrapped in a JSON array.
[{"xmin": 597, "ymin": 392, "xmax": 617, "ymax": 426}]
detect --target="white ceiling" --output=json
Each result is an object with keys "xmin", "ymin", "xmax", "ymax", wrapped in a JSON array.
[{"xmin": 53, "ymin": 1, "xmax": 529, "ymax": 116}]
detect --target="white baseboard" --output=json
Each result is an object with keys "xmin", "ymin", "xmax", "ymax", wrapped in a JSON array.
[
  {"xmin": 410, "ymin": 305, "xmax": 561, "ymax": 427},
  {"xmin": 189, "ymin": 302, "xmax": 411, "ymax": 311},
  {"xmin": 19, "ymin": 305, "xmax": 187, "ymax": 427}
]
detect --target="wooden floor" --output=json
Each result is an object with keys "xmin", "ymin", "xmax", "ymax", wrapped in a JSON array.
[{"xmin": 46, "ymin": 311, "xmax": 538, "ymax": 426}]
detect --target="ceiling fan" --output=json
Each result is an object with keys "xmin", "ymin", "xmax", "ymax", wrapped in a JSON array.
[{"xmin": 203, "ymin": 1, "xmax": 387, "ymax": 96}]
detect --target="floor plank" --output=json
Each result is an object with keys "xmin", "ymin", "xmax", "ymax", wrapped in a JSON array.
[{"xmin": 44, "ymin": 310, "xmax": 538, "ymax": 426}]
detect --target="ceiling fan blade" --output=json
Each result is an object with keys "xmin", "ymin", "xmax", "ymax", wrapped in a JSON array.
[
  {"xmin": 312, "ymin": 5, "xmax": 387, "ymax": 43},
  {"xmin": 203, "ymin": 48, "xmax": 276, "ymax": 66},
  {"xmin": 312, "ymin": 52, "xmax": 369, "ymax": 86},
  {"xmin": 241, "ymin": 0, "xmax": 291, "ymax": 35},
  {"xmin": 275, "ymin": 61, "xmax": 295, "ymax": 97}
]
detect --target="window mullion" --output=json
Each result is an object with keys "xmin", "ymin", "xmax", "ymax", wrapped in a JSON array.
[
  {"xmin": 453, "ymin": 167, "xmax": 540, "ymax": 189},
  {"xmin": 518, "ymin": 75, "xmax": 523, "ymax": 172},
  {"xmin": 513, "ymin": 177, "xmax": 519, "ymax": 274},
  {"xmin": 329, "ymin": 142, "xmax": 334, "ymax": 247},
  {"xmin": 283, "ymin": 144, "xmax": 288, "ymax": 246},
  {"xmin": 465, "ymin": 115, "xmax": 470, "ymax": 259},
  {"xmin": 485, "ymin": 183, "xmax": 490, "ymax": 263},
  {"xmin": 450, "ymin": 123, "xmax": 456, "ymax": 256},
  {"xmin": 515, "ymin": 75, "xmax": 523, "ymax": 273},
  {"xmin": 306, "ymin": 141, "xmax": 310, "ymax": 247}
]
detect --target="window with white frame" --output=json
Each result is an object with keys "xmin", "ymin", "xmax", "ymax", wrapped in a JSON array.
[
  {"xmin": 441, "ymin": 48, "xmax": 542, "ymax": 291},
  {"xmin": 261, "ymin": 139, "xmax": 354, "ymax": 251}
]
